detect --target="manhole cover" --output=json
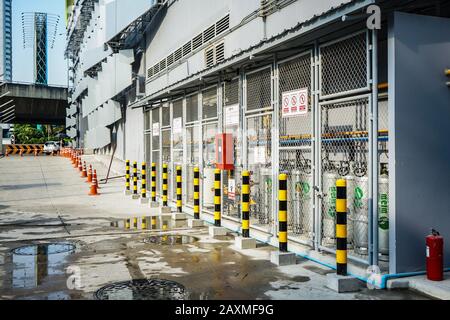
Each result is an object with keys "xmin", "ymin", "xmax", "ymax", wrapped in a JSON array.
[
  {"xmin": 12, "ymin": 243, "xmax": 76, "ymax": 256},
  {"xmin": 144, "ymin": 235, "xmax": 198, "ymax": 245},
  {"xmin": 94, "ymin": 279, "xmax": 187, "ymax": 300}
]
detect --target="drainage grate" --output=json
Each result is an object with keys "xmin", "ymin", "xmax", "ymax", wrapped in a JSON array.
[
  {"xmin": 144, "ymin": 235, "xmax": 199, "ymax": 245},
  {"xmin": 94, "ymin": 279, "xmax": 187, "ymax": 300},
  {"xmin": 12, "ymin": 243, "xmax": 76, "ymax": 256}
]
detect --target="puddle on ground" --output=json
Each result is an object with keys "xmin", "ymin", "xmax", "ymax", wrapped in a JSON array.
[
  {"xmin": 11, "ymin": 243, "xmax": 75, "ymax": 289},
  {"xmin": 214, "ymin": 235, "xmax": 235, "ymax": 241},
  {"xmin": 94, "ymin": 279, "xmax": 187, "ymax": 300},
  {"xmin": 12, "ymin": 243, "xmax": 76, "ymax": 255},
  {"xmin": 110, "ymin": 216, "xmax": 187, "ymax": 231},
  {"xmin": 144, "ymin": 235, "xmax": 199, "ymax": 245},
  {"xmin": 302, "ymin": 265, "xmax": 335, "ymax": 276}
]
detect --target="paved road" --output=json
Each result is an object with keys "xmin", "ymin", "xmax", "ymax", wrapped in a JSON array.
[{"xmin": 0, "ymin": 155, "xmax": 429, "ymax": 300}]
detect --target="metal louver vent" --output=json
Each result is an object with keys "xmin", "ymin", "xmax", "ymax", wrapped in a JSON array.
[
  {"xmin": 174, "ymin": 47, "xmax": 183, "ymax": 61},
  {"xmin": 183, "ymin": 42, "xmax": 192, "ymax": 57},
  {"xmin": 215, "ymin": 42, "xmax": 225, "ymax": 63},
  {"xmin": 205, "ymin": 46, "xmax": 215, "ymax": 68},
  {"xmin": 167, "ymin": 53, "xmax": 174, "ymax": 67},
  {"xmin": 216, "ymin": 14, "xmax": 229, "ymax": 35},
  {"xmin": 147, "ymin": 67, "xmax": 154, "ymax": 78},
  {"xmin": 153, "ymin": 63, "xmax": 160, "ymax": 74},
  {"xmin": 192, "ymin": 33, "xmax": 203, "ymax": 50},
  {"xmin": 203, "ymin": 24, "xmax": 215, "ymax": 43},
  {"xmin": 147, "ymin": 14, "xmax": 231, "ymax": 80},
  {"xmin": 159, "ymin": 59, "xmax": 166, "ymax": 71}
]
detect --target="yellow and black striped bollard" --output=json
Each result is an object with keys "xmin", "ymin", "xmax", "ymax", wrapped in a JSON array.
[
  {"xmin": 151, "ymin": 163, "xmax": 157, "ymax": 204},
  {"xmin": 125, "ymin": 160, "xmax": 131, "ymax": 195},
  {"xmin": 133, "ymin": 217, "xmax": 138, "ymax": 229},
  {"xmin": 242, "ymin": 171, "xmax": 250, "ymax": 238},
  {"xmin": 141, "ymin": 162, "xmax": 148, "ymax": 203},
  {"xmin": 214, "ymin": 169, "xmax": 221, "ymax": 227},
  {"xmin": 193, "ymin": 167, "xmax": 200, "ymax": 220},
  {"xmin": 151, "ymin": 216, "xmax": 157, "ymax": 230},
  {"xmin": 176, "ymin": 166, "xmax": 182, "ymax": 213},
  {"xmin": 162, "ymin": 164, "xmax": 168, "ymax": 207},
  {"xmin": 125, "ymin": 219, "xmax": 131, "ymax": 230},
  {"xmin": 278, "ymin": 174, "xmax": 288, "ymax": 252},
  {"xmin": 132, "ymin": 161, "xmax": 138, "ymax": 199},
  {"xmin": 336, "ymin": 179, "xmax": 347, "ymax": 276},
  {"xmin": 142, "ymin": 217, "xmax": 148, "ymax": 230}
]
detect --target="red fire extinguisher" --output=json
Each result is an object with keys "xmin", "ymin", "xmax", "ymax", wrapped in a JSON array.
[{"xmin": 426, "ymin": 229, "xmax": 444, "ymax": 281}]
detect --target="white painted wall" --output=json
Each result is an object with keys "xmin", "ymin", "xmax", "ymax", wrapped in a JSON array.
[{"xmin": 125, "ymin": 106, "xmax": 144, "ymax": 164}]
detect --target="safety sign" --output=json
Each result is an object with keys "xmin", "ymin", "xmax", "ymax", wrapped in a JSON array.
[{"xmin": 282, "ymin": 88, "xmax": 308, "ymax": 118}]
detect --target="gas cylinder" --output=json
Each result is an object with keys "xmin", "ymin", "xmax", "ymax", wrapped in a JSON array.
[
  {"xmin": 426, "ymin": 230, "xmax": 444, "ymax": 281},
  {"xmin": 322, "ymin": 172, "xmax": 338, "ymax": 245}
]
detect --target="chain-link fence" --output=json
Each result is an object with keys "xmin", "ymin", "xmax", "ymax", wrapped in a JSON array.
[
  {"xmin": 202, "ymin": 122, "xmax": 218, "ymax": 212},
  {"xmin": 320, "ymin": 96, "xmax": 370, "ymax": 262},
  {"xmin": 246, "ymin": 114, "xmax": 273, "ymax": 230},
  {"xmin": 378, "ymin": 97, "xmax": 389, "ymax": 264},
  {"xmin": 245, "ymin": 67, "xmax": 273, "ymax": 231},
  {"xmin": 172, "ymin": 99, "xmax": 183, "ymax": 200},
  {"xmin": 223, "ymin": 79, "xmax": 241, "ymax": 219},
  {"xmin": 320, "ymin": 32, "xmax": 369, "ymax": 98},
  {"xmin": 246, "ymin": 67, "xmax": 272, "ymax": 112},
  {"xmin": 278, "ymin": 53, "xmax": 314, "ymax": 245},
  {"xmin": 161, "ymin": 128, "xmax": 172, "ymax": 200},
  {"xmin": 186, "ymin": 124, "xmax": 200, "ymax": 206},
  {"xmin": 151, "ymin": 108, "xmax": 161, "ymax": 197}
]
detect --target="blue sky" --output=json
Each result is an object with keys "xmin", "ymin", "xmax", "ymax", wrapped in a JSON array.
[{"xmin": 12, "ymin": 0, "xmax": 67, "ymax": 85}]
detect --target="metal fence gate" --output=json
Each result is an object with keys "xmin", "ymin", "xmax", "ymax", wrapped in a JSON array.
[
  {"xmin": 161, "ymin": 103, "xmax": 172, "ymax": 201},
  {"xmin": 172, "ymin": 99, "xmax": 184, "ymax": 201},
  {"xmin": 201, "ymin": 86, "xmax": 219, "ymax": 213},
  {"xmin": 317, "ymin": 31, "xmax": 372, "ymax": 265},
  {"xmin": 151, "ymin": 107, "xmax": 161, "ymax": 198},
  {"xmin": 222, "ymin": 78, "xmax": 241, "ymax": 220},
  {"xmin": 185, "ymin": 93, "xmax": 200, "ymax": 207},
  {"xmin": 278, "ymin": 51, "xmax": 314, "ymax": 247},
  {"xmin": 245, "ymin": 66, "xmax": 274, "ymax": 232}
]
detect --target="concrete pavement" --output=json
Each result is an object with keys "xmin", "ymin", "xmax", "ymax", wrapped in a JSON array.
[{"xmin": 0, "ymin": 155, "xmax": 431, "ymax": 300}]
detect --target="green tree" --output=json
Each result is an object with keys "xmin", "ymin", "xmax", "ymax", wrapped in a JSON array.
[{"xmin": 13, "ymin": 124, "xmax": 65, "ymax": 144}]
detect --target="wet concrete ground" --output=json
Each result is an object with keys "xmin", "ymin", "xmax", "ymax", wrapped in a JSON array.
[{"xmin": 0, "ymin": 155, "xmax": 430, "ymax": 300}]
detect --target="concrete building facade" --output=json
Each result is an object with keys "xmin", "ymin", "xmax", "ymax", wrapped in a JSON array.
[
  {"xmin": 0, "ymin": 0, "xmax": 12, "ymax": 82},
  {"xmin": 66, "ymin": 0, "xmax": 450, "ymax": 287}
]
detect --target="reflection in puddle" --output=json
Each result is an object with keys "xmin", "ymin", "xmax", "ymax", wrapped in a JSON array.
[
  {"xmin": 144, "ymin": 235, "xmax": 199, "ymax": 245},
  {"xmin": 110, "ymin": 216, "xmax": 187, "ymax": 231},
  {"xmin": 12, "ymin": 244, "xmax": 75, "ymax": 290}
]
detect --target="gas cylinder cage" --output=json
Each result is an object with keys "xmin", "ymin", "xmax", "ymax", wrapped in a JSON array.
[{"xmin": 144, "ymin": 29, "xmax": 386, "ymax": 269}]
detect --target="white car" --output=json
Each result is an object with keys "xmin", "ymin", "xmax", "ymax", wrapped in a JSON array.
[{"xmin": 44, "ymin": 141, "xmax": 60, "ymax": 155}]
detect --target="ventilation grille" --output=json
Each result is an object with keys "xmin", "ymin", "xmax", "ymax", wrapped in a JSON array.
[
  {"xmin": 147, "ymin": 14, "xmax": 230, "ymax": 80},
  {"xmin": 204, "ymin": 42, "xmax": 225, "ymax": 68}
]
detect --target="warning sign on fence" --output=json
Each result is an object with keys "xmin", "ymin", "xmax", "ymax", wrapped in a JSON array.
[{"xmin": 282, "ymin": 88, "xmax": 308, "ymax": 118}]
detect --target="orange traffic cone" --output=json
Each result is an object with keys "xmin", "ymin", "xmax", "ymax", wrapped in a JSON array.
[
  {"xmin": 81, "ymin": 162, "xmax": 87, "ymax": 178},
  {"xmin": 86, "ymin": 165, "xmax": 93, "ymax": 183},
  {"xmin": 78, "ymin": 158, "xmax": 83, "ymax": 172},
  {"xmin": 89, "ymin": 180, "xmax": 99, "ymax": 196},
  {"xmin": 94, "ymin": 169, "xmax": 100, "ymax": 189}
]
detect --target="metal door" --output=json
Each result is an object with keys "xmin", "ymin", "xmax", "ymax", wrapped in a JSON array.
[
  {"xmin": 244, "ymin": 66, "xmax": 273, "ymax": 233},
  {"xmin": 278, "ymin": 51, "xmax": 314, "ymax": 247},
  {"xmin": 317, "ymin": 31, "xmax": 372, "ymax": 265},
  {"xmin": 201, "ymin": 86, "xmax": 218, "ymax": 213},
  {"xmin": 172, "ymin": 99, "xmax": 183, "ymax": 201},
  {"xmin": 222, "ymin": 78, "xmax": 241, "ymax": 220}
]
